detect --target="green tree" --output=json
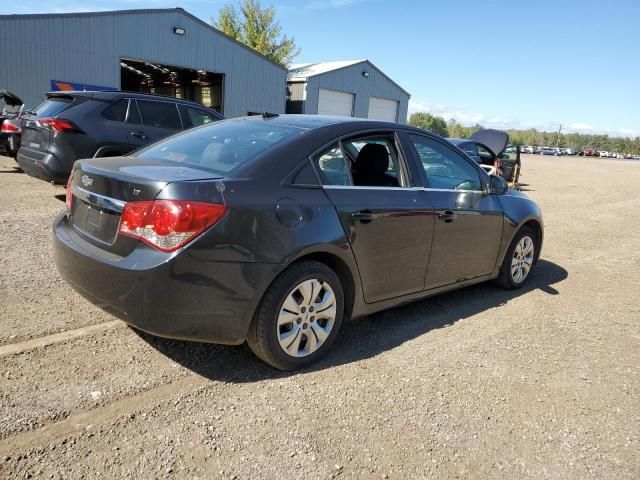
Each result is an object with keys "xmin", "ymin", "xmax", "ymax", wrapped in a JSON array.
[
  {"xmin": 409, "ymin": 112, "xmax": 449, "ymax": 137},
  {"xmin": 213, "ymin": 0, "xmax": 299, "ymax": 67}
]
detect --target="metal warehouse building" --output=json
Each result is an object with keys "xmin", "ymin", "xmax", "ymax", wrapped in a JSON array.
[
  {"xmin": 286, "ymin": 60, "xmax": 410, "ymax": 124},
  {"xmin": 0, "ymin": 8, "xmax": 287, "ymax": 117}
]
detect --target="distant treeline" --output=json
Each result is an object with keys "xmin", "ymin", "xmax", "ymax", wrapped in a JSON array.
[{"xmin": 409, "ymin": 113, "xmax": 640, "ymax": 155}]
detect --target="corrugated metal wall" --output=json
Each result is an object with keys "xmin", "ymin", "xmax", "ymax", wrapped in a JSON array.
[
  {"xmin": 0, "ymin": 9, "xmax": 287, "ymax": 117},
  {"xmin": 304, "ymin": 61, "xmax": 409, "ymax": 123}
]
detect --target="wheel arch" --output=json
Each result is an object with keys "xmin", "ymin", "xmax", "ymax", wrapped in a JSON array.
[
  {"xmin": 520, "ymin": 218, "xmax": 543, "ymax": 264},
  {"xmin": 93, "ymin": 146, "xmax": 128, "ymax": 158},
  {"xmin": 287, "ymin": 251, "xmax": 357, "ymax": 321}
]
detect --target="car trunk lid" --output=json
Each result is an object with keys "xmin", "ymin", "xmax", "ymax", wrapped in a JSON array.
[
  {"xmin": 68, "ymin": 156, "xmax": 224, "ymax": 256},
  {"xmin": 1, "ymin": 90, "xmax": 24, "ymax": 120},
  {"xmin": 469, "ymin": 129, "xmax": 509, "ymax": 157}
]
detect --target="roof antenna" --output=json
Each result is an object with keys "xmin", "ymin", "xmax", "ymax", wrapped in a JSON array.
[{"xmin": 262, "ymin": 112, "xmax": 279, "ymax": 119}]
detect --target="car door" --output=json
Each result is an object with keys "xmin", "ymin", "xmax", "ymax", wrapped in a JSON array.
[
  {"xmin": 95, "ymin": 98, "xmax": 135, "ymax": 156},
  {"xmin": 315, "ymin": 131, "xmax": 435, "ymax": 303},
  {"xmin": 406, "ymin": 133, "xmax": 504, "ymax": 289},
  {"xmin": 127, "ymin": 99, "xmax": 182, "ymax": 149}
]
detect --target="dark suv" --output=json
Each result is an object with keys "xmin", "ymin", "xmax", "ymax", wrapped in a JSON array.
[{"xmin": 17, "ymin": 91, "xmax": 223, "ymax": 183}]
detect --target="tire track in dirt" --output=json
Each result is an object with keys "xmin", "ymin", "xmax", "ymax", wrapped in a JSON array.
[{"xmin": 0, "ymin": 320, "xmax": 122, "ymax": 357}]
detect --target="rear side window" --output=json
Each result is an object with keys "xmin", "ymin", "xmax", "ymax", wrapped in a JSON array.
[
  {"xmin": 33, "ymin": 98, "xmax": 73, "ymax": 118},
  {"xmin": 101, "ymin": 99, "xmax": 128, "ymax": 122},
  {"xmin": 135, "ymin": 120, "xmax": 301, "ymax": 174},
  {"xmin": 136, "ymin": 100, "xmax": 181, "ymax": 130},
  {"xmin": 315, "ymin": 145, "xmax": 351, "ymax": 185},
  {"xmin": 179, "ymin": 105, "xmax": 220, "ymax": 129}
]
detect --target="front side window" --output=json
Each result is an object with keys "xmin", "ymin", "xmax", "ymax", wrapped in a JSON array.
[
  {"xmin": 314, "ymin": 135, "xmax": 405, "ymax": 187},
  {"xmin": 136, "ymin": 100, "xmax": 181, "ymax": 130},
  {"xmin": 135, "ymin": 119, "xmax": 301, "ymax": 174},
  {"xmin": 410, "ymin": 134, "xmax": 483, "ymax": 191}
]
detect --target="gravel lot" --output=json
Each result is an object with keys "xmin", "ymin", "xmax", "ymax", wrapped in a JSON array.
[{"xmin": 0, "ymin": 154, "xmax": 638, "ymax": 479}]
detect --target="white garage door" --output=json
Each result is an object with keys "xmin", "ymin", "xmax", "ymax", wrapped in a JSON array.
[
  {"xmin": 317, "ymin": 89, "xmax": 354, "ymax": 117},
  {"xmin": 368, "ymin": 97, "xmax": 399, "ymax": 122}
]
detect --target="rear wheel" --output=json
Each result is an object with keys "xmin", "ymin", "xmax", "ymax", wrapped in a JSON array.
[
  {"xmin": 247, "ymin": 261, "xmax": 344, "ymax": 370},
  {"xmin": 494, "ymin": 226, "xmax": 537, "ymax": 290}
]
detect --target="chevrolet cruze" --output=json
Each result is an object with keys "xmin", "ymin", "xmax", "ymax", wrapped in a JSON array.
[{"xmin": 54, "ymin": 115, "xmax": 543, "ymax": 370}]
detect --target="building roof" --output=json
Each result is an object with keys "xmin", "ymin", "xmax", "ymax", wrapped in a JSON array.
[
  {"xmin": 0, "ymin": 8, "xmax": 287, "ymax": 72},
  {"xmin": 288, "ymin": 60, "xmax": 366, "ymax": 80},
  {"xmin": 287, "ymin": 59, "xmax": 410, "ymax": 97}
]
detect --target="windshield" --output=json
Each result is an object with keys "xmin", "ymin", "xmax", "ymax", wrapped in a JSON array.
[{"xmin": 135, "ymin": 119, "xmax": 302, "ymax": 174}]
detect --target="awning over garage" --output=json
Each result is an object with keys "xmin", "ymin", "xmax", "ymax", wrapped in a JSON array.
[
  {"xmin": 317, "ymin": 89, "xmax": 354, "ymax": 117},
  {"xmin": 368, "ymin": 97, "xmax": 398, "ymax": 122}
]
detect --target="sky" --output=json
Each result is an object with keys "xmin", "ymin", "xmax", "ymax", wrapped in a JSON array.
[{"xmin": 3, "ymin": 0, "xmax": 639, "ymax": 137}]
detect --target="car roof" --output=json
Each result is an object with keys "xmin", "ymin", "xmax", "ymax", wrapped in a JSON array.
[
  {"xmin": 46, "ymin": 90, "xmax": 221, "ymax": 112},
  {"xmin": 446, "ymin": 138, "xmax": 469, "ymax": 146},
  {"xmin": 231, "ymin": 114, "xmax": 434, "ymax": 136}
]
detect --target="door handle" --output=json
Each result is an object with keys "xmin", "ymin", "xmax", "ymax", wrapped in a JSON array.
[
  {"xmin": 352, "ymin": 210, "xmax": 376, "ymax": 223},
  {"xmin": 438, "ymin": 210, "xmax": 457, "ymax": 223},
  {"xmin": 130, "ymin": 131, "xmax": 148, "ymax": 139}
]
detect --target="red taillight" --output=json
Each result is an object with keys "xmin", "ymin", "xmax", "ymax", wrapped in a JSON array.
[
  {"xmin": 118, "ymin": 200, "xmax": 227, "ymax": 252},
  {"xmin": 65, "ymin": 176, "xmax": 73, "ymax": 210},
  {"xmin": 38, "ymin": 118, "xmax": 75, "ymax": 133},
  {"xmin": 1, "ymin": 121, "xmax": 20, "ymax": 133}
]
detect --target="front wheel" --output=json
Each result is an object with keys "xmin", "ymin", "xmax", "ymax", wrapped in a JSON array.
[
  {"xmin": 247, "ymin": 261, "xmax": 344, "ymax": 370},
  {"xmin": 494, "ymin": 226, "xmax": 537, "ymax": 290}
]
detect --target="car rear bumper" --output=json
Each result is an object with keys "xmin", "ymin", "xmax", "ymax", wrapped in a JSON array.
[
  {"xmin": 16, "ymin": 148, "xmax": 69, "ymax": 183},
  {"xmin": 53, "ymin": 212, "xmax": 282, "ymax": 345}
]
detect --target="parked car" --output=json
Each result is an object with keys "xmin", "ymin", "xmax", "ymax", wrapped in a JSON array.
[
  {"xmin": 54, "ymin": 115, "xmax": 544, "ymax": 370},
  {"xmin": 538, "ymin": 147, "xmax": 560, "ymax": 156},
  {"xmin": 17, "ymin": 91, "xmax": 223, "ymax": 183},
  {"xmin": 579, "ymin": 149, "xmax": 599, "ymax": 156},
  {"xmin": 448, "ymin": 130, "xmax": 521, "ymax": 184},
  {"xmin": 564, "ymin": 148, "xmax": 579, "ymax": 155},
  {"xmin": 521, "ymin": 145, "xmax": 535, "ymax": 154},
  {"xmin": 552, "ymin": 148, "xmax": 564, "ymax": 156},
  {"xmin": 0, "ymin": 90, "xmax": 24, "ymax": 158}
]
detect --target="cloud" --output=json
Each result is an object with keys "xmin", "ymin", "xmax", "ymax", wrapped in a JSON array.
[
  {"xmin": 567, "ymin": 122, "xmax": 595, "ymax": 131},
  {"xmin": 408, "ymin": 100, "xmax": 505, "ymax": 127},
  {"xmin": 408, "ymin": 100, "xmax": 638, "ymax": 137}
]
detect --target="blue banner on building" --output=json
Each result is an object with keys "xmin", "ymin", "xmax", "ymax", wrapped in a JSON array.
[{"xmin": 50, "ymin": 80, "xmax": 114, "ymax": 92}]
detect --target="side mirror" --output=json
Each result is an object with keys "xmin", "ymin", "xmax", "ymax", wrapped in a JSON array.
[{"xmin": 489, "ymin": 174, "xmax": 509, "ymax": 195}]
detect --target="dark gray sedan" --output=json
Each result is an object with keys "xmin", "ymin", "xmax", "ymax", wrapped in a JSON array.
[{"xmin": 54, "ymin": 115, "xmax": 544, "ymax": 370}]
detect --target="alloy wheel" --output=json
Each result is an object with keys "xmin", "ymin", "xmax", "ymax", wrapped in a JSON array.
[
  {"xmin": 511, "ymin": 235, "xmax": 535, "ymax": 284},
  {"xmin": 277, "ymin": 279, "xmax": 337, "ymax": 357}
]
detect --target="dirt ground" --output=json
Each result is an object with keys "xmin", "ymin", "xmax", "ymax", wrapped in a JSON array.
[{"xmin": 0, "ymin": 154, "xmax": 638, "ymax": 479}]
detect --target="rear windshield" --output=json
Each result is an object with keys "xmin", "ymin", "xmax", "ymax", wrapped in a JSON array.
[
  {"xmin": 33, "ymin": 97, "xmax": 73, "ymax": 118},
  {"xmin": 134, "ymin": 120, "xmax": 302, "ymax": 174}
]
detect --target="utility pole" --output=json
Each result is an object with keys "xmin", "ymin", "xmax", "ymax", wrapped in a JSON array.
[{"xmin": 557, "ymin": 124, "xmax": 562, "ymax": 147}]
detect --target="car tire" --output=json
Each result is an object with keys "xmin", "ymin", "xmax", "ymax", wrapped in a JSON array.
[
  {"xmin": 247, "ymin": 260, "xmax": 344, "ymax": 370},
  {"xmin": 494, "ymin": 226, "xmax": 538, "ymax": 290}
]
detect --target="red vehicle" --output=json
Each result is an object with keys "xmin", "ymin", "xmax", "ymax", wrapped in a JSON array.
[{"xmin": 580, "ymin": 149, "xmax": 599, "ymax": 157}]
